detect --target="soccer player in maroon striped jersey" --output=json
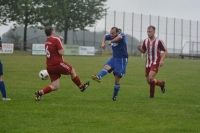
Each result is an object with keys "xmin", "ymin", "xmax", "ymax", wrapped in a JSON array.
[
  {"xmin": 137, "ymin": 25, "xmax": 168, "ymax": 98},
  {"xmin": 35, "ymin": 26, "xmax": 89, "ymax": 101}
]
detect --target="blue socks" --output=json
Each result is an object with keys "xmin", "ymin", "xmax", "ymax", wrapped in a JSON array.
[
  {"xmin": 0, "ymin": 81, "xmax": 6, "ymax": 98},
  {"xmin": 98, "ymin": 69, "xmax": 108, "ymax": 79},
  {"xmin": 113, "ymin": 84, "xmax": 120, "ymax": 98}
]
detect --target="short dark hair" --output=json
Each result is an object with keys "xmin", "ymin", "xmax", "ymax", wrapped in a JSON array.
[
  {"xmin": 45, "ymin": 26, "xmax": 53, "ymax": 36},
  {"xmin": 148, "ymin": 25, "xmax": 156, "ymax": 31},
  {"xmin": 111, "ymin": 27, "xmax": 119, "ymax": 33}
]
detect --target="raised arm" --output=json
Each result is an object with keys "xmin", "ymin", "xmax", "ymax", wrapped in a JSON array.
[
  {"xmin": 101, "ymin": 36, "xmax": 106, "ymax": 49},
  {"xmin": 108, "ymin": 36, "xmax": 123, "ymax": 45},
  {"xmin": 58, "ymin": 36, "xmax": 64, "ymax": 55}
]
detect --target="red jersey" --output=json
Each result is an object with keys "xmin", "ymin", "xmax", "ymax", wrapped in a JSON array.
[
  {"xmin": 142, "ymin": 38, "xmax": 166, "ymax": 67},
  {"xmin": 45, "ymin": 37, "xmax": 63, "ymax": 66}
]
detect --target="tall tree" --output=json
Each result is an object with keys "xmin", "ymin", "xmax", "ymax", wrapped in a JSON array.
[
  {"xmin": 41, "ymin": 0, "xmax": 107, "ymax": 44},
  {"xmin": 1, "ymin": 0, "xmax": 46, "ymax": 50},
  {"xmin": 0, "ymin": 0, "xmax": 10, "ymax": 26}
]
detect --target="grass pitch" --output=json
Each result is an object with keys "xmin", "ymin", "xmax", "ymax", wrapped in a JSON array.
[{"xmin": 0, "ymin": 54, "xmax": 200, "ymax": 133}]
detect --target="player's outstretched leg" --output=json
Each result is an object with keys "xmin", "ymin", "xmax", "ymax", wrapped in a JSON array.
[
  {"xmin": 80, "ymin": 81, "xmax": 90, "ymax": 92},
  {"xmin": 112, "ymin": 84, "xmax": 120, "ymax": 101},
  {"xmin": 92, "ymin": 69, "xmax": 108, "ymax": 83},
  {"xmin": 92, "ymin": 75, "xmax": 101, "ymax": 83}
]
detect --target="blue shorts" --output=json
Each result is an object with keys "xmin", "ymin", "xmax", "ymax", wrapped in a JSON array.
[
  {"xmin": 105, "ymin": 57, "xmax": 128, "ymax": 77},
  {"xmin": 0, "ymin": 60, "xmax": 3, "ymax": 76}
]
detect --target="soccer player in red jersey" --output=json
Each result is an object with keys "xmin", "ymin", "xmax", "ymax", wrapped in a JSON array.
[
  {"xmin": 35, "ymin": 26, "xmax": 89, "ymax": 101},
  {"xmin": 137, "ymin": 26, "xmax": 168, "ymax": 98}
]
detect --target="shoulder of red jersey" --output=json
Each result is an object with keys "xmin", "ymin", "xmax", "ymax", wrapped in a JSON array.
[
  {"xmin": 51, "ymin": 37, "xmax": 62, "ymax": 44},
  {"xmin": 156, "ymin": 38, "xmax": 165, "ymax": 44},
  {"xmin": 143, "ymin": 38, "xmax": 149, "ymax": 43},
  {"xmin": 156, "ymin": 38, "xmax": 167, "ymax": 50}
]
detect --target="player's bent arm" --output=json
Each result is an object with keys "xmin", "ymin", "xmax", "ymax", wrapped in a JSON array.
[
  {"xmin": 137, "ymin": 44, "xmax": 145, "ymax": 53},
  {"xmin": 58, "ymin": 49, "xmax": 64, "ymax": 55},
  {"xmin": 161, "ymin": 50, "xmax": 168, "ymax": 61},
  {"xmin": 101, "ymin": 36, "xmax": 106, "ymax": 48},
  {"xmin": 110, "ymin": 36, "xmax": 123, "ymax": 43}
]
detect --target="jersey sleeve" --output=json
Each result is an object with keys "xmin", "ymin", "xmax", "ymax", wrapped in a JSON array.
[
  {"xmin": 119, "ymin": 33, "xmax": 125, "ymax": 39},
  {"xmin": 158, "ymin": 40, "xmax": 167, "ymax": 51},
  {"xmin": 105, "ymin": 34, "xmax": 112, "ymax": 40}
]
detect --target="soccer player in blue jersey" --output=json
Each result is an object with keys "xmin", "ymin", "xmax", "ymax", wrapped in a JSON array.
[
  {"xmin": 92, "ymin": 27, "xmax": 128, "ymax": 101},
  {"xmin": 0, "ymin": 37, "xmax": 11, "ymax": 101}
]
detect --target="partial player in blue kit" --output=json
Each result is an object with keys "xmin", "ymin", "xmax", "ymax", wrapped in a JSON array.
[
  {"xmin": 92, "ymin": 27, "xmax": 128, "ymax": 101},
  {"xmin": 0, "ymin": 37, "xmax": 11, "ymax": 101}
]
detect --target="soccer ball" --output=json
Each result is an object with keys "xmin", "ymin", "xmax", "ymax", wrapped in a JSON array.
[{"xmin": 39, "ymin": 70, "xmax": 49, "ymax": 80}]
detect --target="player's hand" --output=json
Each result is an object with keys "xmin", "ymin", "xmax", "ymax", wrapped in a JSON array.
[
  {"xmin": 137, "ymin": 44, "xmax": 141, "ymax": 49},
  {"xmin": 159, "ymin": 61, "xmax": 164, "ymax": 67},
  {"xmin": 108, "ymin": 41, "xmax": 112, "ymax": 45},
  {"xmin": 101, "ymin": 43, "xmax": 106, "ymax": 49},
  {"xmin": 0, "ymin": 47, "xmax": 2, "ymax": 50},
  {"xmin": 59, "ymin": 36, "xmax": 64, "ymax": 42}
]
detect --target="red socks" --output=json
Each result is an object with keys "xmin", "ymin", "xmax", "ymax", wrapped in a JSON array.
[
  {"xmin": 40, "ymin": 86, "xmax": 52, "ymax": 95},
  {"xmin": 149, "ymin": 81, "xmax": 155, "ymax": 98},
  {"xmin": 72, "ymin": 76, "xmax": 82, "ymax": 88},
  {"xmin": 155, "ymin": 80, "xmax": 163, "ymax": 87}
]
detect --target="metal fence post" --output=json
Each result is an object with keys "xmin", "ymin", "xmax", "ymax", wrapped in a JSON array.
[
  {"xmin": 104, "ymin": 9, "xmax": 107, "ymax": 34},
  {"xmin": 197, "ymin": 21, "xmax": 199, "ymax": 55},
  {"xmin": 166, "ymin": 17, "xmax": 168, "ymax": 48},
  {"xmin": 72, "ymin": 30, "xmax": 74, "ymax": 44},
  {"xmin": 173, "ymin": 18, "xmax": 175, "ymax": 57},
  {"xmin": 189, "ymin": 20, "xmax": 191, "ymax": 56},
  {"xmin": 123, "ymin": 11, "xmax": 125, "ymax": 33},
  {"xmin": 131, "ymin": 12, "xmax": 134, "ymax": 55},
  {"xmin": 94, "ymin": 26, "xmax": 96, "ymax": 46},
  {"xmin": 140, "ymin": 14, "xmax": 143, "ymax": 44},
  {"xmin": 158, "ymin": 16, "xmax": 160, "ymax": 38},
  {"xmin": 149, "ymin": 15, "xmax": 151, "ymax": 25},
  {"xmin": 114, "ymin": 10, "xmax": 116, "ymax": 26},
  {"xmin": 181, "ymin": 19, "xmax": 183, "ymax": 54}
]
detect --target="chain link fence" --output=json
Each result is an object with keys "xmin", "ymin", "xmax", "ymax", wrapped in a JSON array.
[{"xmin": 1, "ymin": 11, "xmax": 200, "ymax": 58}]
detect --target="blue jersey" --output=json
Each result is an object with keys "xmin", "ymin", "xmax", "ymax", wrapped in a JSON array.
[{"xmin": 105, "ymin": 33, "xmax": 128, "ymax": 58}]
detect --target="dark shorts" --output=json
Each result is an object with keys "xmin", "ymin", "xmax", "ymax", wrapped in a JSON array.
[
  {"xmin": 145, "ymin": 65, "xmax": 159, "ymax": 77},
  {"xmin": 47, "ymin": 62, "xmax": 73, "ymax": 82},
  {"xmin": 105, "ymin": 57, "xmax": 128, "ymax": 77}
]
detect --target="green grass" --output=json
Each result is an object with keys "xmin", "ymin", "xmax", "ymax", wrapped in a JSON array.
[{"xmin": 0, "ymin": 54, "xmax": 200, "ymax": 133}]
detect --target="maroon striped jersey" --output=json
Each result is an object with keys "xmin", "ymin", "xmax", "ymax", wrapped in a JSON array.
[{"xmin": 142, "ymin": 38, "xmax": 167, "ymax": 67}]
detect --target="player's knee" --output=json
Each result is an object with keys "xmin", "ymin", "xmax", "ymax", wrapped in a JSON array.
[
  {"xmin": 52, "ymin": 85, "xmax": 59, "ymax": 90},
  {"xmin": 149, "ymin": 77, "xmax": 154, "ymax": 82},
  {"xmin": 104, "ymin": 65, "xmax": 111, "ymax": 70},
  {"xmin": 51, "ymin": 82, "xmax": 60, "ymax": 90},
  {"xmin": 70, "ymin": 68, "xmax": 76, "ymax": 74},
  {"xmin": 70, "ymin": 68, "xmax": 77, "ymax": 77}
]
